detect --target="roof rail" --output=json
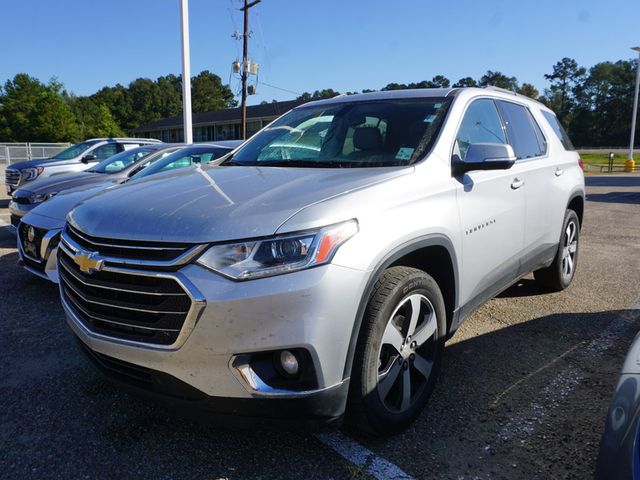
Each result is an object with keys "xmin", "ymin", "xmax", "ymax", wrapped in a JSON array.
[
  {"xmin": 483, "ymin": 86, "xmax": 518, "ymax": 96},
  {"xmin": 83, "ymin": 137, "xmax": 163, "ymax": 143}
]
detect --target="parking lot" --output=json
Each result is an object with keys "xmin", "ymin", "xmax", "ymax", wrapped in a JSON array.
[{"xmin": 1, "ymin": 167, "xmax": 639, "ymax": 480}]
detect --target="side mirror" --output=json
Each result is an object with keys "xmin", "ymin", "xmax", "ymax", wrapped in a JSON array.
[
  {"xmin": 81, "ymin": 154, "xmax": 97, "ymax": 164},
  {"xmin": 452, "ymin": 143, "xmax": 516, "ymax": 176}
]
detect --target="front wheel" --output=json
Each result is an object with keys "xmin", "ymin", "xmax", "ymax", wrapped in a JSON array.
[
  {"xmin": 347, "ymin": 266, "xmax": 446, "ymax": 436},
  {"xmin": 534, "ymin": 209, "xmax": 580, "ymax": 291}
]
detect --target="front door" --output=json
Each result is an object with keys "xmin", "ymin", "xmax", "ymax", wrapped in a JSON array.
[{"xmin": 453, "ymin": 98, "xmax": 526, "ymax": 311}]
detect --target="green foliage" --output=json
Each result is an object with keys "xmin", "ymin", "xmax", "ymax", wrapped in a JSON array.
[
  {"xmin": 296, "ymin": 89, "xmax": 340, "ymax": 101},
  {"xmin": 453, "ymin": 77, "xmax": 477, "ymax": 88},
  {"xmin": 478, "ymin": 71, "xmax": 519, "ymax": 91},
  {"xmin": 0, "ymin": 71, "xmax": 237, "ymax": 142},
  {"xmin": 0, "ymin": 73, "xmax": 77, "ymax": 141},
  {"xmin": 517, "ymin": 83, "xmax": 540, "ymax": 100}
]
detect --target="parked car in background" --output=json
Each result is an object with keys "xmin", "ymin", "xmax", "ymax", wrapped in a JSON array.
[
  {"xmin": 56, "ymin": 88, "xmax": 585, "ymax": 434},
  {"xmin": 4, "ymin": 137, "xmax": 162, "ymax": 195},
  {"xmin": 17, "ymin": 141, "xmax": 242, "ymax": 283},
  {"xmin": 9, "ymin": 143, "xmax": 175, "ymax": 226},
  {"xmin": 596, "ymin": 331, "xmax": 640, "ymax": 480}
]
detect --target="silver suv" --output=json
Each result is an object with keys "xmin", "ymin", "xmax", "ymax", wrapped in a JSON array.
[
  {"xmin": 5, "ymin": 137, "xmax": 162, "ymax": 194},
  {"xmin": 58, "ymin": 88, "xmax": 585, "ymax": 434}
]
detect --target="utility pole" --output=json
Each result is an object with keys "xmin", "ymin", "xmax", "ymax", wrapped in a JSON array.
[
  {"xmin": 627, "ymin": 46, "xmax": 640, "ymax": 172},
  {"xmin": 180, "ymin": 0, "xmax": 193, "ymax": 144},
  {"xmin": 239, "ymin": 0, "xmax": 261, "ymax": 140}
]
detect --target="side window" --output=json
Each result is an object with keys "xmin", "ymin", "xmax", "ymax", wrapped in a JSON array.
[
  {"xmin": 91, "ymin": 143, "xmax": 119, "ymax": 160},
  {"xmin": 496, "ymin": 101, "xmax": 545, "ymax": 159},
  {"xmin": 541, "ymin": 111, "xmax": 575, "ymax": 151},
  {"xmin": 455, "ymin": 99, "xmax": 506, "ymax": 161}
]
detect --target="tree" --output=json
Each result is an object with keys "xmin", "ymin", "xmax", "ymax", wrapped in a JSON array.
[
  {"xmin": 517, "ymin": 83, "xmax": 540, "ymax": 99},
  {"xmin": 0, "ymin": 73, "xmax": 77, "ymax": 141},
  {"xmin": 453, "ymin": 77, "xmax": 477, "ymax": 88},
  {"xmin": 191, "ymin": 70, "xmax": 237, "ymax": 112},
  {"xmin": 478, "ymin": 71, "xmax": 519, "ymax": 91},
  {"xmin": 71, "ymin": 96, "xmax": 124, "ymax": 139},
  {"xmin": 570, "ymin": 59, "xmax": 637, "ymax": 147},
  {"xmin": 296, "ymin": 89, "xmax": 340, "ymax": 101},
  {"xmin": 543, "ymin": 57, "xmax": 585, "ymax": 123}
]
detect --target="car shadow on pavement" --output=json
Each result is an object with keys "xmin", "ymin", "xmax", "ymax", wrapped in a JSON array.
[
  {"xmin": 496, "ymin": 278, "xmax": 551, "ymax": 298},
  {"xmin": 0, "ymin": 199, "xmax": 9, "ymax": 208},
  {"xmin": 348, "ymin": 307, "xmax": 640, "ymax": 479},
  {"xmin": 587, "ymin": 191, "xmax": 640, "ymax": 205},
  {"xmin": 586, "ymin": 176, "xmax": 640, "ymax": 187}
]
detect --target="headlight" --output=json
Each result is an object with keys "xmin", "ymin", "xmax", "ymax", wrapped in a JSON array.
[
  {"xmin": 196, "ymin": 219, "xmax": 359, "ymax": 280},
  {"xmin": 22, "ymin": 167, "xmax": 44, "ymax": 181},
  {"xmin": 30, "ymin": 192, "xmax": 56, "ymax": 204}
]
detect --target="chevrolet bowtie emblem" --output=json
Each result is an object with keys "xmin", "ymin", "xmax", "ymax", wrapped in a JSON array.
[{"xmin": 73, "ymin": 251, "xmax": 104, "ymax": 274}]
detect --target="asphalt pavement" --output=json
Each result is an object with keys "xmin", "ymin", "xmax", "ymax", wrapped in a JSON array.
[{"xmin": 1, "ymin": 168, "xmax": 639, "ymax": 479}]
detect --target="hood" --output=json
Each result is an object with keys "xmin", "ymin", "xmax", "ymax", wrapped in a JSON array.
[
  {"xmin": 68, "ymin": 164, "xmax": 412, "ymax": 243},
  {"xmin": 28, "ymin": 181, "xmax": 116, "ymax": 223},
  {"xmin": 15, "ymin": 171, "xmax": 120, "ymax": 196},
  {"xmin": 8, "ymin": 157, "xmax": 81, "ymax": 170}
]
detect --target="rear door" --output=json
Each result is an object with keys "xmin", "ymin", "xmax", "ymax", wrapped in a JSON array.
[
  {"xmin": 454, "ymin": 98, "xmax": 527, "ymax": 310},
  {"xmin": 495, "ymin": 100, "xmax": 561, "ymax": 271}
]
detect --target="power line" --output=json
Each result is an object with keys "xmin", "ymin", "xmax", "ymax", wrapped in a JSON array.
[{"xmin": 259, "ymin": 82, "xmax": 301, "ymax": 96}]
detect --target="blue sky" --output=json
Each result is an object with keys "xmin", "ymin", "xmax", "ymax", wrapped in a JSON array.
[{"xmin": 0, "ymin": 0, "xmax": 638, "ymax": 105}]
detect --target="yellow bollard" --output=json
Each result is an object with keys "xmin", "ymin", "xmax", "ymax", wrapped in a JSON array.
[{"xmin": 625, "ymin": 159, "xmax": 636, "ymax": 172}]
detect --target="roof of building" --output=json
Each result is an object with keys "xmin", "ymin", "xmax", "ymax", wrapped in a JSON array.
[{"xmin": 133, "ymin": 99, "xmax": 307, "ymax": 132}]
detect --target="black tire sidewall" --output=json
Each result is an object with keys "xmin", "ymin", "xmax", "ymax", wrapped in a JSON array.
[
  {"xmin": 555, "ymin": 210, "xmax": 580, "ymax": 289},
  {"xmin": 356, "ymin": 268, "xmax": 446, "ymax": 434}
]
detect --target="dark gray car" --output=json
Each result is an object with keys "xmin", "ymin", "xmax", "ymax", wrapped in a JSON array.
[
  {"xmin": 17, "ymin": 141, "xmax": 243, "ymax": 282},
  {"xmin": 596, "ymin": 331, "xmax": 640, "ymax": 480},
  {"xmin": 9, "ymin": 144, "xmax": 178, "ymax": 226}
]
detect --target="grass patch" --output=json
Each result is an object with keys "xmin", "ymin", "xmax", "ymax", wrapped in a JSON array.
[{"xmin": 579, "ymin": 153, "xmax": 629, "ymax": 165}]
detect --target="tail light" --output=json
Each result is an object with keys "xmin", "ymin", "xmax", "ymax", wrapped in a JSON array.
[{"xmin": 578, "ymin": 158, "xmax": 584, "ymax": 171}]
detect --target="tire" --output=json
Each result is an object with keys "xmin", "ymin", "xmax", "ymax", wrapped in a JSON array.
[
  {"xmin": 347, "ymin": 266, "xmax": 446, "ymax": 436},
  {"xmin": 534, "ymin": 209, "xmax": 580, "ymax": 291}
]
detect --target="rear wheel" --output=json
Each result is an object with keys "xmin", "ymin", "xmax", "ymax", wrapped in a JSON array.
[
  {"xmin": 534, "ymin": 209, "xmax": 580, "ymax": 291},
  {"xmin": 347, "ymin": 266, "xmax": 446, "ymax": 436}
]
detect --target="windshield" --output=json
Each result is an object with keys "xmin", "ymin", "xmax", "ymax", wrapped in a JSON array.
[
  {"xmin": 225, "ymin": 97, "xmax": 451, "ymax": 168},
  {"xmin": 87, "ymin": 146, "xmax": 159, "ymax": 174},
  {"xmin": 131, "ymin": 145, "xmax": 233, "ymax": 180},
  {"xmin": 52, "ymin": 141, "xmax": 99, "ymax": 160}
]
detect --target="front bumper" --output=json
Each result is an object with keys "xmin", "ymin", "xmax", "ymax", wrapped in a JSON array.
[{"xmin": 63, "ymin": 257, "xmax": 370, "ymax": 423}]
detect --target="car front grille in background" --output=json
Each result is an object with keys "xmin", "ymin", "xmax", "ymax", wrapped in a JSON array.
[
  {"xmin": 13, "ymin": 196, "xmax": 31, "ymax": 205},
  {"xmin": 65, "ymin": 223, "xmax": 196, "ymax": 262},
  {"xmin": 5, "ymin": 169, "xmax": 21, "ymax": 187},
  {"xmin": 58, "ymin": 247, "xmax": 193, "ymax": 345}
]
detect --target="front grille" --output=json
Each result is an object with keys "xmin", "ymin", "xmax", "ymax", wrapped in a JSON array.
[
  {"xmin": 18, "ymin": 222, "xmax": 46, "ymax": 261},
  {"xmin": 65, "ymin": 224, "xmax": 196, "ymax": 262},
  {"xmin": 5, "ymin": 168, "xmax": 21, "ymax": 187},
  {"xmin": 59, "ymin": 247, "xmax": 192, "ymax": 345},
  {"xmin": 14, "ymin": 196, "xmax": 31, "ymax": 205}
]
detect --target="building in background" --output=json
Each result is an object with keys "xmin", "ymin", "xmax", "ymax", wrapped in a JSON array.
[{"xmin": 132, "ymin": 99, "xmax": 305, "ymax": 142}]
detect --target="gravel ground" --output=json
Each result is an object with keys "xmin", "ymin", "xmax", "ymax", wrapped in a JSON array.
[{"xmin": 0, "ymin": 168, "xmax": 639, "ymax": 479}]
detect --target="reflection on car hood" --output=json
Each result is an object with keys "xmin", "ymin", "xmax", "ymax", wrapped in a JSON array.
[
  {"xmin": 15, "ymin": 171, "xmax": 120, "ymax": 196},
  {"xmin": 69, "ymin": 164, "xmax": 411, "ymax": 243},
  {"xmin": 29, "ymin": 181, "xmax": 117, "ymax": 223}
]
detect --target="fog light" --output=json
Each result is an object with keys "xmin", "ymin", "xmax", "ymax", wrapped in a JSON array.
[{"xmin": 279, "ymin": 350, "xmax": 299, "ymax": 376}]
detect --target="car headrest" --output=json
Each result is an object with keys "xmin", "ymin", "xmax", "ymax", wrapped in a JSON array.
[{"xmin": 353, "ymin": 127, "xmax": 382, "ymax": 151}]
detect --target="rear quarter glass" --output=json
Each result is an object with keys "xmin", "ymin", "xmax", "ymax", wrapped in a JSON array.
[{"xmin": 541, "ymin": 111, "xmax": 575, "ymax": 151}]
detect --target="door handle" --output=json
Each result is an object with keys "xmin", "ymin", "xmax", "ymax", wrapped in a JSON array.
[
  {"xmin": 555, "ymin": 168, "xmax": 564, "ymax": 177},
  {"xmin": 511, "ymin": 178, "xmax": 524, "ymax": 190}
]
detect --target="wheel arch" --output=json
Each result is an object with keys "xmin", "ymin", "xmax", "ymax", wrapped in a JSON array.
[
  {"xmin": 342, "ymin": 234, "xmax": 459, "ymax": 379},
  {"xmin": 567, "ymin": 191, "xmax": 585, "ymax": 227}
]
